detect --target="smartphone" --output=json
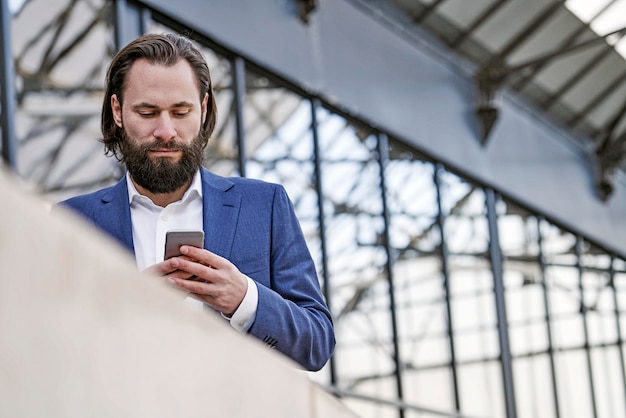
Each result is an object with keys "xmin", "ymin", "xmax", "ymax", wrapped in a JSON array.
[{"xmin": 164, "ymin": 230, "xmax": 205, "ymax": 259}]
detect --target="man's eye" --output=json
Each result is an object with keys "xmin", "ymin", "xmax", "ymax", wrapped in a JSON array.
[
  {"xmin": 139, "ymin": 112, "xmax": 155, "ymax": 117},
  {"xmin": 174, "ymin": 110, "xmax": 190, "ymax": 117}
]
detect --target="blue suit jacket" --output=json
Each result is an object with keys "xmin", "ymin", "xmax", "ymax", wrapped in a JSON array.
[{"xmin": 60, "ymin": 168, "xmax": 335, "ymax": 371}]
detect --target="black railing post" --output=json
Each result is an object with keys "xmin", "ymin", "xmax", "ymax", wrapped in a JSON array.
[
  {"xmin": 377, "ymin": 132, "xmax": 405, "ymax": 418},
  {"xmin": 232, "ymin": 56, "xmax": 247, "ymax": 177},
  {"xmin": 575, "ymin": 236, "xmax": 599, "ymax": 418},
  {"xmin": 0, "ymin": 0, "xmax": 17, "ymax": 170},
  {"xmin": 434, "ymin": 163, "xmax": 461, "ymax": 412},
  {"xmin": 536, "ymin": 217, "xmax": 561, "ymax": 418},
  {"xmin": 485, "ymin": 188, "xmax": 517, "ymax": 418}
]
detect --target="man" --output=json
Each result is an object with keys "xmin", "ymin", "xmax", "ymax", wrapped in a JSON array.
[{"xmin": 59, "ymin": 33, "xmax": 335, "ymax": 371}]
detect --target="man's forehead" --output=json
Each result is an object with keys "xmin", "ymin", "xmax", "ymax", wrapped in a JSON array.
[
  {"xmin": 125, "ymin": 58, "xmax": 194, "ymax": 79},
  {"xmin": 121, "ymin": 58, "xmax": 201, "ymax": 100}
]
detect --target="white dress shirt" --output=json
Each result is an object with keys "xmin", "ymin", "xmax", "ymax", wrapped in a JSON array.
[{"xmin": 126, "ymin": 170, "xmax": 258, "ymax": 332}]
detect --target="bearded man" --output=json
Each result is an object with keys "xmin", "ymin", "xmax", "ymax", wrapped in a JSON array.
[{"xmin": 59, "ymin": 33, "xmax": 335, "ymax": 372}]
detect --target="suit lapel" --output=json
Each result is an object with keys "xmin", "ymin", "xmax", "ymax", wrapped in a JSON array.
[
  {"xmin": 90, "ymin": 170, "xmax": 240, "ymax": 259},
  {"xmin": 200, "ymin": 168, "xmax": 241, "ymax": 260},
  {"xmin": 96, "ymin": 177, "xmax": 135, "ymax": 254}
]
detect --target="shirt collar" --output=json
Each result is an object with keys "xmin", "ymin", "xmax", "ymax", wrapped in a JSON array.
[{"xmin": 126, "ymin": 170, "xmax": 203, "ymax": 205}]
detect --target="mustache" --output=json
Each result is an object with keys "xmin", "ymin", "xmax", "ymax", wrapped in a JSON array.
[{"xmin": 138, "ymin": 140, "xmax": 183, "ymax": 152}]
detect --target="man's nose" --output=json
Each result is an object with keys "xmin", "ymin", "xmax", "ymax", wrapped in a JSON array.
[{"xmin": 153, "ymin": 113, "xmax": 176, "ymax": 140}]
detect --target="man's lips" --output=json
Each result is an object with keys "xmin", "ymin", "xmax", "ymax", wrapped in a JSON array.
[{"xmin": 149, "ymin": 148, "xmax": 181, "ymax": 156}]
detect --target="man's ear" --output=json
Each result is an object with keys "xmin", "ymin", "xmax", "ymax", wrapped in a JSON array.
[
  {"xmin": 111, "ymin": 94, "xmax": 123, "ymax": 128},
  {"xmin": 201, "ymin": 92, "xmax": 208, "ymax": 125}
]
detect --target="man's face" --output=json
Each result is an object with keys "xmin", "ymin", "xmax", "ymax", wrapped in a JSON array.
[{"xmin": 111, "ymin": 58, "xmax": 209, "ymax": 194}]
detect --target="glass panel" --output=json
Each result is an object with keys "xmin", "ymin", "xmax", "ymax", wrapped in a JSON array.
[
  {"xmin": 439, "ymin": 168, "xmax": 502, "ymax": 417},
  {"xmin": 202, "ymin": 54, "xmax": 236, "ymax": 175},
  {"xmin": 592, "ymin": 346, "xmax": 626, "ymax": 418},
  {"xmin": 554, "ymin": 350, "xmax": 594, "ymax": 418},
  {"xmin": 498, "ymin": 199, "xmax": 558, "ymax": 417},
  {"xmin": 147, "ymin": 21, "xmax": 237, "ymax": 176},
  {"xmin": 386, "ymin": 144, "xmax": 453, "ymax": 411},
  {"xmin": 541, "ymin": 222, "xmax": 584, "ymax": 349},
  {"xmin": 403, "ymin": 369, "xmax": 455, "ymax": 417},
  {"xmin": 586, "ymin": 251, "xmax": 626, "ymax": 418},
  {"xmin": 615, "ymin": 258, "xmax": 626, "ymax": 339},
  {"xmin": 315, "ymin": 106, "xmax": 393, "ymax": 409},
  {"xmin": 242, "ymin": 70, "xmax": 308, "ymax": 179},
  {"xmin": 457, "ymin": 361, "xmax": 505, "ymax": 418},
  {"xmin": 513, "ymin": 355, "xmax": 557, "ymax": 418},
  {"xmin": 541, "ymin": 221, "xmax": 578, "ymax": 265},
  {"xmin": 242, "ymin": 72, "xmax": 319, "ymax": 260},
  {"xmin": 581, "ymin": 242, "xmax": 616, "ymax": 346},
  {"xmin": 498, "ymin": 199, "xmax": 547, "ymax": 356},
  {"xmin": 583, "ymin": 272, "xmax": 616, "ymax": 345},
  {"xmin": 580, "ymin": 240, "xmax": 612, "ymax": 270},
  {"xmin": 615, "ymin": 256, "xmax": 626, "ymax": 416},
  {"xmin": 12, "ymin": 0, "xmax": 114, "ymax": 202}
]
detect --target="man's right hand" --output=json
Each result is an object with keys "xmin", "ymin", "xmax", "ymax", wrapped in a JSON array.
[{"xmin": 144, "ymin": 256, "xmax": 197, "ymax": 281}]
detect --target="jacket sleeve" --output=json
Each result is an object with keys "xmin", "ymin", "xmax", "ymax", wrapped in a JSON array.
[{"xmin": 247, "ymin": 185, "xmax": 335, "ymax": 371}]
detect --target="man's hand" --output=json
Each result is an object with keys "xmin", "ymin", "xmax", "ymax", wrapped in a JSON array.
[{"xmin": 146, "ymin": 246, "xmax": 248, "ymax": 315}]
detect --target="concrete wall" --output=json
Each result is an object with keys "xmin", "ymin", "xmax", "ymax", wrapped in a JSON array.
[
  {"xmin": 0, "ymin": 168, "xmax": 357, "ymax": 418},
  {"xmin": 138, "ymin": 0, "xmax": 626, "ymax": 256}
]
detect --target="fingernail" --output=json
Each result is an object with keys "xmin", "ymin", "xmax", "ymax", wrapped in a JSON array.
[
  {"xmin": 167, "ymin": 278, "xmax": 176, "ymax": 285},
  {"xmin": 180, "ymin": 246, "xmax": 188, "ymax": 254}
]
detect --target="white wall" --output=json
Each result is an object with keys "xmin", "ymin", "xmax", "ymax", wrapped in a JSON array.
[{"xmin": 0, "ymin": 168, "xmax": 357, "ymax": 418}]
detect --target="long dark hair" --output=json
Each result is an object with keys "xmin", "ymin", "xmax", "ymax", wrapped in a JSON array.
[{"xmin": 101, "ymin": 33, "xmax": 217, "ymax": 160}]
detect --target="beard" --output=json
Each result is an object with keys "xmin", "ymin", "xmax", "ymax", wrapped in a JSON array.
[{"xmin": 119, "ymin": 130, "xmax": 206, "ymax": 194}]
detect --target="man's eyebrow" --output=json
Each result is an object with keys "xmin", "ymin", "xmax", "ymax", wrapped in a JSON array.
[
  {"xmin": 131, "ymin": 101, "xmax": 194, "ymax": 110},
  {"xmin": 131, "ymin": 102, "xmax": 158, "ymax": 110},
  {"xmin": 172, "ymin": 101, "xmax": 195, "ymax": 108}
]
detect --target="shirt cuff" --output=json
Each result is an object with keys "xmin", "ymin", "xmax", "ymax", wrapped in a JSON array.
[{"xmin": 221, "ymin": 276, "xmax": 258, "ymax": 333}]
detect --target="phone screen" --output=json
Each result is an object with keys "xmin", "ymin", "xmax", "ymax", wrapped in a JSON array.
[{"xmin": 164, "ymin": 230, "xmax": 204, "ymax": 259}]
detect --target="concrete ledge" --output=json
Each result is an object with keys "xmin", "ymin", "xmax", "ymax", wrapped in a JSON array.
[{"xmin": 0, "ymin": 169, "xmax": 357, "ymax": 418}]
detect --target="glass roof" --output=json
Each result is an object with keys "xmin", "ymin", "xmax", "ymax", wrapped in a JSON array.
[
  {"xmin": 566, "ymin": 0, "xmax": 626, "ymax": 59},
  {"xmin": 380, "ymin": 0, "xmax": 626, "ymax": 198}
]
